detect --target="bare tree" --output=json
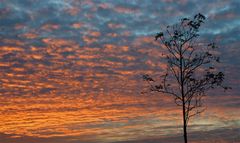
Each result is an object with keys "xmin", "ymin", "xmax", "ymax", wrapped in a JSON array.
[{"xmin": 143, "ymin": 13, "xmax": 231, "ymax": 143}]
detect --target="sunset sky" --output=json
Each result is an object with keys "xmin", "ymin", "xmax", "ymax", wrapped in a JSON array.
[{"xmin": 0, "ymin": 0, "xmax": 240, "ymax": 143}]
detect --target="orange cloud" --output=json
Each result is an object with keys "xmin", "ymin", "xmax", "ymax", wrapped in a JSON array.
[
  {"xmin": 108, "ymin": 23, "xmax": 125, "ymax": 29},
  {"xmin": 41, "ymin": 24, "xmax": 60, "ymax": 32},
  {"xmin": 19, "ymin": 33, "xmax": 38, "ymax": 39},
  {"xmin": 71, "ymin": 22, "xmax": 84, "ymax": 29},
  {"xmin": 98, "ymin": 3, "xmax": 111, "ymax": 9},
  {"xmin": 82, "ymin": 36, "xmax": 98, "ymax": 45},
  {"xmin": 89, "ymin": 31, "xmax": 101, "ymax": 37}
]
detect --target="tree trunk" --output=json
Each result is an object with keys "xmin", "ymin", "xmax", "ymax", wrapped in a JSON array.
[
  {"xmin": 180, "ymin": 48, "xmax": 187, "ymax": 143},
  {"xmin": 182, "ymin": 103, "xmax": 188, "ymax": 143}
]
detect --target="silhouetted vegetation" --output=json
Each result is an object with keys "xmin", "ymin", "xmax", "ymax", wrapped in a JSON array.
[{"xmin": 143, "ymin": 13, "xmax": 231, "ymax": 143}]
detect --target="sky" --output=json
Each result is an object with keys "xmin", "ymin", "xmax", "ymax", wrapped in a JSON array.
[{"xmin": 0, "ymin": 0, "xmax": 240, "ymax": 143}]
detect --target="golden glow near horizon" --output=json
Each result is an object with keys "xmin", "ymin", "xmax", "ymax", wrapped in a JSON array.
[{"xmin": 0, "ymin": 93, "xmax": 239, "ymax": 142}]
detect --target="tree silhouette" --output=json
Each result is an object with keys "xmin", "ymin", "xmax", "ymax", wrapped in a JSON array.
[{"xmin": 143, "ymin": 13, "xmax": 231, "ymax": 143}]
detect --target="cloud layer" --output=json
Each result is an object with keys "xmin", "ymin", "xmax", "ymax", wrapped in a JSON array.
[{"xmin": 0, "ymin": 0, "xmax": 240, "ymax": 142}]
